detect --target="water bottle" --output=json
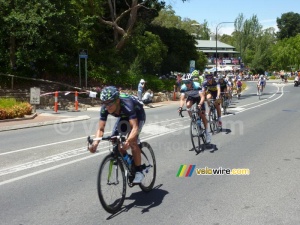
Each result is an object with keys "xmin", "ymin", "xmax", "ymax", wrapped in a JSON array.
[
  {"xmin": 196, "ymin": 118, "xmax": 201, "ymax": 128},
  {"xmin": 123, "ymin": 154, "xmax": 133, "ymax": 166}
]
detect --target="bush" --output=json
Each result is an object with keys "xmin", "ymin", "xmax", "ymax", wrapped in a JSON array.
[{"xmin": 0, "ymin": 98, "xmax": 32, "ymax": 120}]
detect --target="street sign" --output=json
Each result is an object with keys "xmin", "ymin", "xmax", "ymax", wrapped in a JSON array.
[
  {"xmin": 30, "ymin": 87, "xmax": 40, "ymax": 104},
  {"xmin": 79, "ymin": 49, "xmax": 88, "ymax": 59}
]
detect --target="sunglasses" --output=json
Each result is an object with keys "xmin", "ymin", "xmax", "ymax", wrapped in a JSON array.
[
  {"xmin": 206, "ymin": 77, "xmax": 213, "ymax": 80},
  {"xmin": 183, "ymin": 81, "xmax": 192, "ymax": 84},
  {"xmin": 102, "ymin": 100, "xmax": 116, "ymax": 107}
]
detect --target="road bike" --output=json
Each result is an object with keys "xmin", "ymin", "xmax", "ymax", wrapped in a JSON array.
[
  {"xmin": 87, "ymin": 134, "xmax": 156, "ymax": 214},
  {"xmin": 179, "ymin": 103, "xmax": 207, "ymax": 153},
  {"xmin": 236, "ymin": 86, "xmax": 242, "ymax": 99},
  {"xmin": 207, "ymin": 99, "xmax": 222, "ymax": 134},
  {"xmin": 221, "ymin": 92, "xmax": 229, "ymax": 115}
]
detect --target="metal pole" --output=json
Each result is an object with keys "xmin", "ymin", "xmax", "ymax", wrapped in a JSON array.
[
  {"xmin": 215, "ymin": 22, "xmax": 235, "ymax": 76},
  {"xmin": 79, "ymin": 56, "xmax": 81, "ymax": 87},
  {"xmin": 85, "ymin": 58, "xmax": 87, "ymax": 89},
  {"xmin": 216, "ymin": 26, "xmax": 218, "ymax": 75}
]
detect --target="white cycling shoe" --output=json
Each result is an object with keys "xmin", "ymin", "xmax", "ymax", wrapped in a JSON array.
[{"xmin": 133, "ymin": 172, "xmax": 144, "ymax": 184}]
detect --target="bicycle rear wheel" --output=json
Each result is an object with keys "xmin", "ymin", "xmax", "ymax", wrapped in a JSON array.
[
  {"xmin": 97, "ymin": 155, "xmax": 126, "ymax": 214},
  {"xmin": 222, "ymin": 97, "xmax": 227, "ymax": 115},
  {"xmin": 139, "ymin": 142, "xmax": 156, "ymax": 192}
]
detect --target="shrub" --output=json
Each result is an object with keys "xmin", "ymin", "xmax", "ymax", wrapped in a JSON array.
[{"xmin": 0, "ymin": 98, "xmax": 32, "ymax": 120}]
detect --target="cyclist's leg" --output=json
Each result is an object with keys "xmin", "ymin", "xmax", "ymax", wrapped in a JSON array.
[
  {"xmin": 130, "ymin": 117, "xmax": 146, "ymax": 183},
  {"xmin": 186, "ymin": 96, "xmax": 193, "ymax": 117},
  {"xmin": 112, "ymin": 118, "xmax": 128, "ymax": 155}
]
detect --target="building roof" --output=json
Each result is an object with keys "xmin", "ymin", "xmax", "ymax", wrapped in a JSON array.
[
  {"xmin": 196, "ymin": 40, "xmax": 235, "ymax": 49},
  {"xmin": 195, "ymin": 40, "xmax": 239, "ymax": 54}
]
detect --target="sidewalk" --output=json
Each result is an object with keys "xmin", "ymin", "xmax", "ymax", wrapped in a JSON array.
[{"xmin": 0, "ymin": 100, "xmax": 179, "ymax": 132}]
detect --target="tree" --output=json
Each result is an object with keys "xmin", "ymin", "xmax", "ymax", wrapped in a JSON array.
[
  {"xmin": 0, "ymin": 0, "xmax": 78, "ymax": 76},
  {"xmin": 271, "ymin": 34, "xmax": 300, "ymax": 70},
  {"xmin": 151, "ymin": 6, "xmax": 211, "ymax": 40},
  {"xmin": 276, "ymin": 12, "xmax": 300, "ymax": 40},
  {"xmin": 148, "ymin": 25, "xmax": 199, "ymax": 74},
  {"xmin": 96, "ymin": 0, "xmax": 165, "ymax": 50}
]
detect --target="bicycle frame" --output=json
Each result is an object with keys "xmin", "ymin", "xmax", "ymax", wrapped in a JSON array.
[{"xmin": 88, "ymin": 135, "xmax": 135, "ymax": 178}]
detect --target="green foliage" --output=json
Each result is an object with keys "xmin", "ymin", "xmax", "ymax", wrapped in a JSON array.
[
  {"xmin": 277, "ymin": 12, "xmax": 300, "ymax": 40},
  {"xmin": 0, "ymin": 98, "xmax": 32, "ymax": 119},
  {"xmin": 148, "ymin": 25, "xmax": 199, "ymax": 73}
]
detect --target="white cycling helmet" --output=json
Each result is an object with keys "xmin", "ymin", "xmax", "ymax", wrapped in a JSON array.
[{"xmin": 182, "ymin": 73, "xmax": 193, "ymax": 83}]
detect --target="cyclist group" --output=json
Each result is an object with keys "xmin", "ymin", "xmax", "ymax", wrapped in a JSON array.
[
  {"xmin": 88, "ymin": 71, "xmax": 265, "ymax": 185},
  {"xmin": 178, "ymin": 71, "xmax": 237, "ymax": 142}
]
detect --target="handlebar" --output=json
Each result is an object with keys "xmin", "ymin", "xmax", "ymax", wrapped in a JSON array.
[{"xmin": 87, "ymin": 134, "xmax": 125, "ymax": 150}]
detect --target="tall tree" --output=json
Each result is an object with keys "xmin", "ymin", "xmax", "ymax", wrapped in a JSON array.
[
  {"xmin": 0, "ymin": 0, "xmax": 78, "ymax": 75},
  {"xmin": 276, "ymin": 12, "xmax": 300, "ymax": 40},
  {"xmin": 97, "ymin": 0, "xmax": 165, "ymax": 50}
]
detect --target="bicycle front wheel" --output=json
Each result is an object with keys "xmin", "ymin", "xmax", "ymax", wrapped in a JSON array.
[
  {"xmin": 97, "ymin": 155, "xmax": 126, "ymax": 214},
  {"xmin": 209, "ymin": 109, "xmax": 217, "ymax": 134},
  {"xmin": 139, "ymin": 142, "xmax": 156, "ymax": 192},
  {"xmin": 190, "ymin": 120, "xmax": 201, "ymax": 152}
]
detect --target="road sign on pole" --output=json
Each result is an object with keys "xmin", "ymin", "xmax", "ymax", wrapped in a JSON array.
[{"xmin": 78, "ymin": 49, "xmax": 88, "ymax": 88}]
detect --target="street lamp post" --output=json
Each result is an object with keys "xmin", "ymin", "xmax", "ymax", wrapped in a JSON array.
[{"xmin": 215, "ymin": 22, "xmax": 234, "ymax": 75}]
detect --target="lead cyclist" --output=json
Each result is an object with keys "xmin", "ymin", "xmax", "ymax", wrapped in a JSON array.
[{"xmin": 178, "ymin": 74, "xmax": 211, "ymax": 143}]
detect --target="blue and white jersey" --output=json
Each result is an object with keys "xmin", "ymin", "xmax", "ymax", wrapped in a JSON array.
[
  {"xmin": 180, "ymin": 81, "xmax": 202, "ymax": 98},
  {"xmin": 258, "ymin": 78, "xmax": 265, "ymax": 86},
  {"xmin": 180, "ymin": 82, "xmax": 201, "ymax": 92}
]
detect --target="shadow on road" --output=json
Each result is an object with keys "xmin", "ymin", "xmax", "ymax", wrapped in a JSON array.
[{"xmin": 106, "ymin": 184, "xmax": 168, "ymax": 219}]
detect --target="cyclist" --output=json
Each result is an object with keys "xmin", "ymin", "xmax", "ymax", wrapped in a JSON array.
[
  {"xmin": 236, "ymin": 78, "xmax": 243, "ymax": 97},
  {"xmin": 225, "ymin": 76, "xmax": 233, "ymax": 104},
  {"xmin": 88, "ymin": 86, "xmax": 146, "ymax": 183},
  {"xmin": 218, "ymin": 74, "xmax": 230, "ymax": 106},
  {"xmin": 178, "ymin": 74, "xmax": 211, "ymax": 143},
  {"xmin": 202, "ymin": 73, "xmax": 222, "ymax": 127},
  {"xmin": 257, "ymin": 75, "xmax": 266, "ymax": 95}
]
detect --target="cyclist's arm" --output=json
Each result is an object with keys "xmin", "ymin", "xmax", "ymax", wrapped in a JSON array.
[
  {"xmin": 90, "ymin": 120, "xmax": 106, "ymax": 153},
  {"xmin": 179, "ymin": 93, "xmax": 185, "ymax": 109},
  {"xmin": 217, "ymin": 85, "xmax": 221, "ymax": 99},
  {"xmin": 199, "ymin": 91, "xmax": 205, "ymax": 106}
]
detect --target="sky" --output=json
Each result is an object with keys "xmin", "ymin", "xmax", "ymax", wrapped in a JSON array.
[{"xmin": 165, "ymin": 0, "xmax": 300, "ymax": 35}]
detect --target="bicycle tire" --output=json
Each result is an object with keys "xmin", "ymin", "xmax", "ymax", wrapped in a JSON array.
[
  {"xmin": 190, "ymin": 120, "xmax": 201, "ymax": 152},
  {"xmin": 222, "ymin": 97, "xmax": 227, "ymax": 115},
  {"xmin": 139, "ymin": 142, "xmax": 156, "ymax": 192},
  {"xmin": 97, "ymin": 154, "xmax": 126, "ymax": 214},
  {"xmin": 209, "ymin": 108, "xmax": 217, "ymax": 134}
]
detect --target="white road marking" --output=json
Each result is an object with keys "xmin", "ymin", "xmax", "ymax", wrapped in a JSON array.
[{"xmin": 0, "ymin": 84, "xmax": 287, "ymax": 186}]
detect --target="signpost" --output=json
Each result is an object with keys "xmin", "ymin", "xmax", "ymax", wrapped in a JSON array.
[
  {"xmin": 30, "ymin": 87, "xmax": 40, "ymax": 113},
  {"xmin": 189, "ymin": 60, "xmax": 195, "ymax": 73},
  {"xmin": 79, "ymin": 49, "xmax": 88, "ymax": 88}
]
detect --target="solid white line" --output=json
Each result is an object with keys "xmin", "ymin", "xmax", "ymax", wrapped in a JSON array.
[
  {"xmin": 0, "ymin": 85, "xmax": 287, "ymax": 186},
  {"xmin": 0, "ymin": 117, "xmax": 189, "ymax": 156},
  {"xmin": 0, "ymin": 125, "xmax": 189, "ymax": 186}
]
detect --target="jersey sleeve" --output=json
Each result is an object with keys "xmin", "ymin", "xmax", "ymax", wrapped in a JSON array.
[{"xmin": 100, "ymin": 106, "xmax": 108, "ymax": 121}]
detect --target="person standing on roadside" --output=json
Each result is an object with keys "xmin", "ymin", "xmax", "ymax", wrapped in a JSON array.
[
  {"xmin": 137, "ymin": 79, "xmax": 145, "ymax": 101},
  {"xmin": 176, "ymin": 73, "xmax": 182, "ymax": 92}
]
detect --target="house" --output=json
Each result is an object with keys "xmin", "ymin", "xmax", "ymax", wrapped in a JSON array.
[{"xmin": 195, "ymin": 40, "xmax": 240, "ymax": 67}]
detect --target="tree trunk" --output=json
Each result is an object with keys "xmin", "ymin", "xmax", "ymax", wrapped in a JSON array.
[{"xmin": 10, "ymin": 36, "xmax": 16, "ymax": 69}]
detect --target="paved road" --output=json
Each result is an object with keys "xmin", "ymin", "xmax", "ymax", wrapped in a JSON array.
[{"xmin": 0, "ymin": 81, "xmax": 299, "ymax": 225}]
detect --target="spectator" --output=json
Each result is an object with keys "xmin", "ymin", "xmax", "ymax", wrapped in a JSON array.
[
  {"xmin": 137, "ymin": 79, "xmax": 145, "ymax": 101},
  {"xmin": 176, "ymin": 73, "xmax": 182, "ymax": 92},
  {"xmin": 142, "ymin": 89, "xmax": 153, "ymax": 106}
]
